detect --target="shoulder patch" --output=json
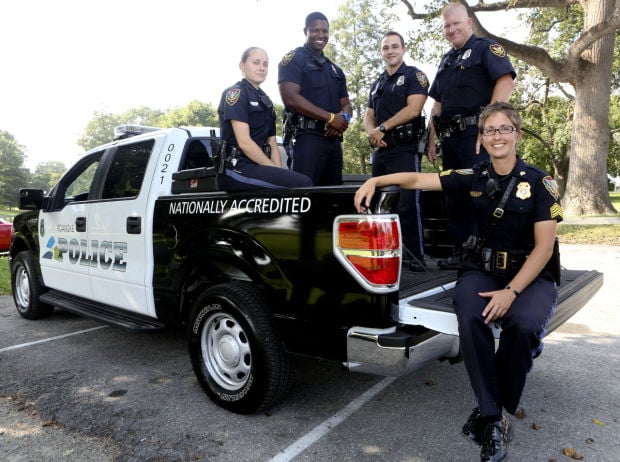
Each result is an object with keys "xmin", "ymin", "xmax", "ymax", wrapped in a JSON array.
[
  {"xmin": 542, "ymin": 176, "xmax": 560, "ymax": 200},
  {"xmin": 490, "ymin": 43, "xmax": 506, "ymax": 58},
  {"xmin": 226, "ymin": 88, "xmax": 241, "ymax": 106},
  {"xmin": 416, "ymin": 71, "xmax": 429, "ymax": 88},
  {"xmin": 280, "ymin": 50, "xmax": 295, "ymax": 67}
]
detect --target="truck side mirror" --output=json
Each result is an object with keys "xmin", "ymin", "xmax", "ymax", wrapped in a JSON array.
[{"xmin": 18, "ymin": 188, "xmax": 45, "ymax": 210}]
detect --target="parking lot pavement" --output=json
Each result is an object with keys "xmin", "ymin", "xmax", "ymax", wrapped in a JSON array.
[{"xmin": 1, "ymin": 244, "xmax": 619, "ymax": 462}]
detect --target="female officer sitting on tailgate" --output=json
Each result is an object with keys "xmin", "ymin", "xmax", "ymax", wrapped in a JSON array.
[
  {"xmin": 217, "ymin": 47, "xmax": 312, "ymax": 190},
  {"xmin": 354, "ymin": 102, "xmax": 562, "ymax": 462}
]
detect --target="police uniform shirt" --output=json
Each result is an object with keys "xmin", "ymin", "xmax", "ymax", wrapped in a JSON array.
[
  {"xmin": 218, "ymin": 79, "xmax": 276, "ymax": 148},
  {"xmin": 278, "ymin": 45, "xmax": 348, "ymax": 114},
  {"xmin": 438, "ymin": 157, "xmax": 563, "ymax": 252},
  {"xmin": 429, "ymin": 34, "xmax": 516, "ymax": 117},
  {"xmin": 367, "ymin": 62, "xmax": 429, "ymax": 125}
]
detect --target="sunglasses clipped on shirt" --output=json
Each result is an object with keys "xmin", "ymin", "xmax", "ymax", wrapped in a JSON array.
[{"xmin": 480, "ymin": 125, "xmax": 517, "ymax": 136}]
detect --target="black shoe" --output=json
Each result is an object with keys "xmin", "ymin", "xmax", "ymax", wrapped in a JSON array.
[
  {"xmin": 462, "ymin": 407, "xmax": 482, "ymax": 443},
  {"xmin": 480, "ymin": 417, "xmax": 508, "ymax": 462},
  {"xmin": 437, "ymin": 255, "xmax": 460, "ymax": 270}
]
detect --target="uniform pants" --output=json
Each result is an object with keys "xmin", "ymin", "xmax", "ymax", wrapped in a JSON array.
[
  {"xmin": 291, "ymin": 132, "xmax": 343, "ymax": 186},
  {"xmin": 441, "ymin": 128, "xmax": 490, "ymax": 245},
  {"xmin": 371, "ymin": 146, "xmax": 424, "ymax": 259},
  {"xmin": 453, "ymin": 269, "xmax": 557, "ymax": 417},
  {"xmin": 219, "ymin": 156, "xmax": 312, "ymax": 191}
]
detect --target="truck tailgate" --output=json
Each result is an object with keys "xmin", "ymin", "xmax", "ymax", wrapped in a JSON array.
[{"xmin": 397, "ymin": 269, "xmax": 604, "ymax": 337}]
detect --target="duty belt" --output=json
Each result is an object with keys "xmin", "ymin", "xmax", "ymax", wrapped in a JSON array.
[
  {"xmin": 383, "ymin": 121, "xmax": 423, "ymax": 147},
  {"xmin": 433, "ymin": 114, "xmax": 479, "ymax": 138},
  {"xmin": 295, "ymin": 115, "xmax": 326, "ymax": 133},
  {"xmin": 472, "ymin": 248, "xmax": 530, "ymax": 276}
]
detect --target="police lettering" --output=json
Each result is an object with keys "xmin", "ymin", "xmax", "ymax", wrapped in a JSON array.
[{"xmin": 55, "ymin": 238, "xmax": 127, "ymax": 272}]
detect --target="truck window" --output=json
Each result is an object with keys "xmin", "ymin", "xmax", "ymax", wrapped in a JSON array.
[
  {"xmin": 182, "ymin": 140, "xmax": 213, "ymax": 170},
  {"xmin": 102, "ymin": 140, "xmax": 154, "ymax": 199}
]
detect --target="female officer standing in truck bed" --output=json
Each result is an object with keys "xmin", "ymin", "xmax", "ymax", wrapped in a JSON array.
[
  {"xmin": 354, "ymin": 102, "xmax": 562, "ymax": 462},
  {"xmin": 218, "ymin": 47, "xmax": 312, "ymax": 190}
]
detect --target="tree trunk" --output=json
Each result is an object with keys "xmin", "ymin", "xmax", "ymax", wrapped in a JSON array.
[{"xmin": 562, "ymin": 0, "xmax": 616, "ymax": 215}]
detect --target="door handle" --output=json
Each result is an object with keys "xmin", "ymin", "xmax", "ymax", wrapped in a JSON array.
[
  {"xmin": 127, "ymin": 216, "xmax": 141, "ymax": 234},
  {"xmin": 75, "ymin": 216, "xmax": 86, "ymax": 232}
]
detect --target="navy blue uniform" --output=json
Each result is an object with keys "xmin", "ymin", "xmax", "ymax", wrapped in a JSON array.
[
  {"xmin": 218, "ymin": 79, "xmax": 312, "ymax": 190},
  {"xmin": 430, "ymin": 35, "xmax": 516, "ymax": 245},
  {"xmin": 368, "ymin": 63, "xmax": 429, "ymax": 259},
  {"xmin": 439, "ymin": 158, "xmax": 563, "ymax": 418},
  {"xmin": 278, "ymin": 45, "xmax": 349, "ymax": 186}
]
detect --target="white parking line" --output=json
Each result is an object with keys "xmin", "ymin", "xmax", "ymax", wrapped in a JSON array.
[
  {"xmin": 0, "ymin": 326, "xmax": 108, "ymax": 353},
  {"xmin": 269, "ymin": 376, "xmax": 397, "ymax": 462}
]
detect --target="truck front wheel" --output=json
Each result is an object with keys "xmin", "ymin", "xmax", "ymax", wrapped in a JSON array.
[
  {"xmin": 188, "ymin": 282, "xmax": 290, "ymax": 414},
  {"xmin": 11, "ymin": 251, "xmax": 54, "ymax": 319}
]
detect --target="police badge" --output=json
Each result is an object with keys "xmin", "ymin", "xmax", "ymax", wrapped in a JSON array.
[{"xmin": 516, "ymin": 182, "xmax": 531, "ymax": 200}]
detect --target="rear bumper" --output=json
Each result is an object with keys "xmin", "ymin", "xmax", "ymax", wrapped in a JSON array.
[{"xmin": 345, "ymin": 325, "xmax": 459, "ymax": 376}]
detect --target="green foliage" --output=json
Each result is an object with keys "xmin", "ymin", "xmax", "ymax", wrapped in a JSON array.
[
  {"xmin": 0, "ymin": 257, "xmax": 11, "ymax": 295},
  {"xmin": 0, "ymin": 131, "xmax": 29, "ymax": 208},
  {"xmin": 30, "ymin": 161, "xmax": 67, "ymax": 192},
  {"xmin": 156, "ymin": 100, "xmax": 218, "ymax": 127},
  {"xmin": 77, "ymin": 106, "xmax": 165, "ymax": 152}
]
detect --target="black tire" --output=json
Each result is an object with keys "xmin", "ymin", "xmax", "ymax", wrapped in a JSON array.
[
  {"xmin": 188, "ymin": 282, "xmax": 290, "ymax": 414},
  {"xmin": 11, "ymin": 251, "xmax": 54, "ymax": 319}
]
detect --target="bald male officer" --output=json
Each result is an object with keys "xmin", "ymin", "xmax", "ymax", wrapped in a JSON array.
[{"xmin": 427, "ymin": 1, "xmax": 516, "ymax": 269}]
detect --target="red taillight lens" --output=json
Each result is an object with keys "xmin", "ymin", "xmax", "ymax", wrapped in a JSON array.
[
  {"xmin": 334, "ymin": 216, "xmax": 401, "ymax": 291},
  {"xmin": 338, "ymin": 220, "xmax": 399, "ymax": 250},
  {"xmin": 345, "ymin": 255, "xmax": 400, "ymax": 285}
]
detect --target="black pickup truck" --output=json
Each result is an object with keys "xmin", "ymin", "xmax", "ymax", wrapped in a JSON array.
[{"xmin": 9, "ymin": 125, "xmax": 603, "ymax": 414}]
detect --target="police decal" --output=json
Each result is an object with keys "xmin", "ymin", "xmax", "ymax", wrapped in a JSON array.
[
  {"xmin": 416, "ymin": 71, "xmax": 428, "ymax": 87},
  {"xmin": 542, "ymin": 176, "xmax": 560, "ymax": 200},
  {"xmin": 280, "ymin": 50, "xmax": 295, "ymax": 67},
  {"xmin": 226, "ymin": 88, "xmax": 241, "ymax": 106},
  {"xmin": 490, "ymin": 44, "xmax": 506, "ymax": 58}
]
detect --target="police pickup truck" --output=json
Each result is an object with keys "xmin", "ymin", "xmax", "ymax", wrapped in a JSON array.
[{"xmin": 9, "ymin": 125, "xmax": 603, "ymax": 414}]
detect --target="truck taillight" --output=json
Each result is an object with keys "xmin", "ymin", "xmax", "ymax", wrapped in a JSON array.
[{"xmin": 333, "ymin": 215, "xmax": 401, "ymax": 293}]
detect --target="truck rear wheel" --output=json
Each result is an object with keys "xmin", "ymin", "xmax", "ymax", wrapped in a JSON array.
[
  {"xmin": 11, "ymin": 251, "xmax": 54, "ymax": 319},
  {"xmin": 188, "ymin": 282, "xmax": 290, "ymax": 414}
]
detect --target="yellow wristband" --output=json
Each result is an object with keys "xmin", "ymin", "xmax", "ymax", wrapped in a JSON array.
[{"xmin": 328, "ymin": 113, "xmax": 335, "ymax": 124}]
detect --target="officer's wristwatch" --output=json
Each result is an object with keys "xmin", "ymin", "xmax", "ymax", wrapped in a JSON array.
[
  {"xmin": 378, "ymin": 124, "xmax": 386, "ymax": 132},
  {"xmin": 341, "ymin": 112, "xmax": 351, "ymax": 123}
]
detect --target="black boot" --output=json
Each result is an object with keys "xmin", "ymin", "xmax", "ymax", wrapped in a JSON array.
[
  {"xmin": 462, "ymin": 407, "xmax": 482, "ymax": 443},
  {"xmin": 480, "ymin": 417, "xmax": 508, "ymax": 462}
]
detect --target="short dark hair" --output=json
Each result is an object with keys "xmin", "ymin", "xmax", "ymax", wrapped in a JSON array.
[
  {"xmin": 382, "ymin": 31, "xmax": 405, "ymax": 48},
  {"xmin": 305, "ymin": 12, "xmax": 328, "ymax": 28},
  {"xmin": 479, "ymin": 102, "xmax": 522, "ymax": 132}
]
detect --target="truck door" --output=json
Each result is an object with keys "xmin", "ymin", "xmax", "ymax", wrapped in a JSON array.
[
  {"xmin": 38, "ymin": 153, "xmax": 103, "ymax": 299},
  {"xmin": 87, "ymin": 138, "xmax": 158, "ymax": 316}
]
